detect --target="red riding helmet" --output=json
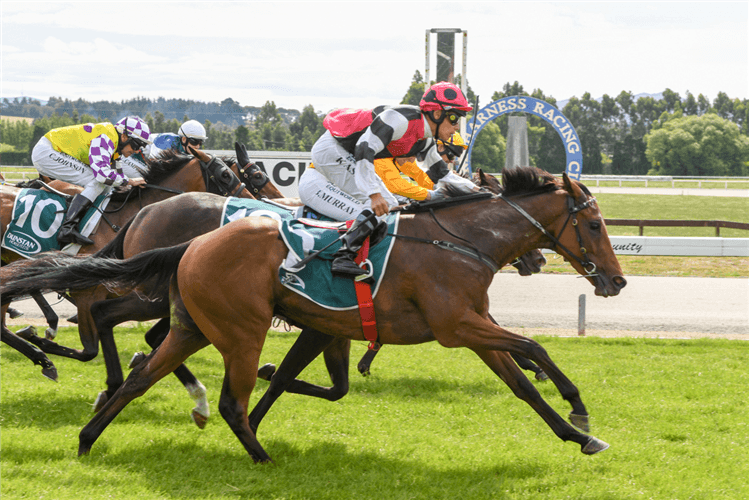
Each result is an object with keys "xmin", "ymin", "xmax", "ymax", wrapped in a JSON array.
[{"xmin": 419, "ymin": 82, "xmax": 473, "ymax": 115}]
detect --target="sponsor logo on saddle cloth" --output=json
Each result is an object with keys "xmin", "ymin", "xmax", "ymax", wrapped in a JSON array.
[
  {"xmin": 222, "ymin": 197, "xmax": 400, "ymax": 310},
  {"xmin": 1, "ymin": 188, "xmax": 109, "ymax": 258}
]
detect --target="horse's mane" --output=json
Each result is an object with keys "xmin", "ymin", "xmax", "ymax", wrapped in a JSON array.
[
  {"xmin": 141, "ymin": 149, "xmax": 195, "ymax": 185},
  {"xmin": 500, "ymin": 166, "xmax": 560, "ymax": 197}
]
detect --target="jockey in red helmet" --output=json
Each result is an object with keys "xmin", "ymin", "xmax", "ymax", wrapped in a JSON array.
[{"xmin": 298, "ymin": 82, "xmax": 478, "ymax": 279}]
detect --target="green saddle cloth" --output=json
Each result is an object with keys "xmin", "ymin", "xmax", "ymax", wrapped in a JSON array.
[
  {"xmin": 222, "ymin": 198, "xmax": 400, "ymax": 310},
  {"xmin": 1, "ymin": 188, "xmax": 108, "ymax": 258}
]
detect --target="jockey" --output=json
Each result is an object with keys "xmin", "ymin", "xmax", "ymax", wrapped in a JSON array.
[
  {"xmin": 31, "ymin": 116, "xmax": 151, "ymax": 246},
  {"xmin": 124, "ymin": 119, "xmax": 207, "ymax": 170},
  {"xmin": 375, "ymin": 131, "xmax": 470, "ymax": 203},
  {"xmin": 436, "ymin": 131, "xmax": 468, "ymax": 171},
  {"xmin": 298, "ymin": 81, "xmax": 478, "ymax": 279},
  {"xmin": 145, "ymin": 119, "xmax": 207, "ymax": 159}
]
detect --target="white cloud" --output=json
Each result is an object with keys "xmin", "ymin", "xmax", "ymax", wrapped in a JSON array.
[{"xmin": 2, "ymin": 1, "xmax": 746, "ymax": 110}]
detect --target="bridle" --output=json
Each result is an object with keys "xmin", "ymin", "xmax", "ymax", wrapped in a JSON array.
[
  {"xmin": 236, "ymin": 161, "xmax": 271, "ymax": 196},
  {"xmin": 95, "ymin": 154, "xmax": 246, "ymax": 232},
  {"xmin": 199, "ymin": 156, "xmax": 246, "ymax": 197},
  {"xmin": 498, "ymin": 192, "xmax": 600, "ymax": 279}
]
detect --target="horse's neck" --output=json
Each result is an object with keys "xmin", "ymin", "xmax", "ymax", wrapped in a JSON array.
[{"xmin": 415, "ymin": 195, "xmax": 559, "ymax": 270}]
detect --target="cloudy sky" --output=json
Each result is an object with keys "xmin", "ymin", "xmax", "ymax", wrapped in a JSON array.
[{"xmin": 2, "ymin": 1, "xmax": 747, "ymax": 114}]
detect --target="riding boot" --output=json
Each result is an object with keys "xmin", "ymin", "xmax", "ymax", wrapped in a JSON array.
[
  {"xmin": 331, "ymin": 211, "xmax": 378, "ymax": 279},
  {"xmin": 57, "ymin": 194, "xmax": 94, "ymax": 246}
]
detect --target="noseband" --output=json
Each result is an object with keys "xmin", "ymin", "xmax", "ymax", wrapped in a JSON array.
[
  {"xmin": 199, "ymin": 156, "xmax": 246, "ymax": 197},
  {"xmin": 236, "ymin": 162, "xmax": 271, "ymax": 196},
  {"xmin": 498, "ymin": 193, "xmax": 600, "ymax": 279}
]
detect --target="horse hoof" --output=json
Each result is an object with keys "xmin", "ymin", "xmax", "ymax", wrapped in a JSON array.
[
  {"xmin": 357, "ymin": 364, "xmax": 371, "ymax": 376},
  {"xmin": 7, "ymin": 307, "xmax": 24, "ymax": 319},
  {"xmin": 535, "ymin": 371, "xmax": 549, "ymax": 381},
  {"xmin": 191, "ymin": 409, "xmax": 208, "ymax": 430},
  {"xmin": 15, "ymin": 326, "xmax": 38, "ymax": 340},
  {"xmin": 128, "ymin": 351, "xmax": 146, "ymax": 369},
  {"xmin": 45, "ymin": 328, "xmax": 57, "ymax": 340},
  {"xmin": 93, "ymin": 391, "xmax": 108, "ymax": 412},
  {"xmin": 67, "ymin": 314, "xmax": 79, "ymax": 324},
  {"xmin": 581, "ymin": 436, "xmax": 610, "ymax": 455},
  {"xmin": 569, "ymin": 412, "xmax": 590, "ymax": 433},
  {"xmin": 41, "ymin": 365, "xmax": 58, "ymax": 382},
  {"xmin": 257, "ymin": 363, "xmax": 276, "ymax": 381}
]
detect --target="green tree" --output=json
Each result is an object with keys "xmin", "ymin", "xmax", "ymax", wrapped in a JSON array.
[
  {"xmin": 401, "ymin": 70, "xmax": 426, "ymax": 106},
  {"xmin": 646, "ymin": 113, "xmax": 749, "ymax": 176},
  {"xmin": 288, "ymin": 105, "xmax": 324, "ymax": 151},
  {"xmin": 469, "ymin": 121, "xmax": 506, "ymax": 173}
]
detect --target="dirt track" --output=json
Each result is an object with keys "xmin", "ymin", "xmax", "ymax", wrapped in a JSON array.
[{"xmin": 7, "ymin": 273, "xmax": 748, "ymax": 340}]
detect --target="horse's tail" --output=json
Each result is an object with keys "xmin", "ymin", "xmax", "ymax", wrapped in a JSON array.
[
  {"xmin": 94, "ymin": 216, "xmax": 134, "ymax": 259},
  {"xmin": 0, "ymin": 241, "xmax": 191, "ymax": 306}
]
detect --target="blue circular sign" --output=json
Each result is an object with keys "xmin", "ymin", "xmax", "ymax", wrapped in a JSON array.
[{"xmin": 464, "ymin": 96, "xmax": 583, "ymax": 180}]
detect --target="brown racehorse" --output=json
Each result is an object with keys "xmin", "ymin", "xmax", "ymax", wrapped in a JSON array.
[
  {"xmin": 0, "ymin": 146, "xmax": 255, "ymax": 384},
  {"xmin": 53, "ymin": 170, "xmax": 534, "ymax": 424},
  {"xmin": 0, "ymin": 167, "xmax": 626, "ymax": 461}
]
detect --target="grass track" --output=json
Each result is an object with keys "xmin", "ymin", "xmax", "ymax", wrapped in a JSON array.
[{"xmin": 2, "ymin": 326, "xmax": 748, "ymax": 499}]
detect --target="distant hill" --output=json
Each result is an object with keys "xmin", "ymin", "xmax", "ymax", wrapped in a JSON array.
[{"xmin": 1, "ymin": 96, "xmax": 301, "ymax": 127}]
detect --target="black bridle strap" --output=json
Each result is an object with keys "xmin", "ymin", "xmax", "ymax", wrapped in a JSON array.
[
  {"xmin": 238, "ymin": 162, "xmax": 271, "ymax": 195},
  {"xmin": 497, "ymin": 193, "xmax": 599, "ymax": 276},
  {"xmin": 387, "ymin": 231, "xmax": 500, "ymax": 274}
]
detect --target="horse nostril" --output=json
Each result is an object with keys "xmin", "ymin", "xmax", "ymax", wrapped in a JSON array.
[{"xmin": 613, "ymin": 276, "xmax": 627, "ymax": 289}]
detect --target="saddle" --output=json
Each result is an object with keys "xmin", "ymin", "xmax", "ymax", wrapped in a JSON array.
[{"xmin": 2, "ymin": 188, "xmax": 108, "ymax": 257}]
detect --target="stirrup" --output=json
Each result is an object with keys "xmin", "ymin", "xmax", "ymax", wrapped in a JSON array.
[
  {"xmin": 58, "ymin": 229, "xmax": 93, "ymax": 246},
  {"xmin": 331, "ymin": 257, "xmax": 366, "ymax": 278}
]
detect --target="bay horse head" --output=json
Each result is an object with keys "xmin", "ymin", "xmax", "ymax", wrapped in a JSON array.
[
  {"xmin": 499, "ymin": 167, "xmax": 626, "ymax": 296},
  {"xmin": 187, "ymin": 145, "xmax": 251, "ymax": 198},
  {"xmin": 232, "ymin": 142, "xmax": 284, "ymax": 199}
]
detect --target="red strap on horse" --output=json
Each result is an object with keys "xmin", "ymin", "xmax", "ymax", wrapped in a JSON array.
[{"xmin": 345, "ymin": 220, "xmax": 380, "ymax": 351}]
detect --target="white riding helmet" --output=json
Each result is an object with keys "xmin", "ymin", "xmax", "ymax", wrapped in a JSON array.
[{"xmin": 178, "ymin": 120, "xmax": 208, "ymax": 140}]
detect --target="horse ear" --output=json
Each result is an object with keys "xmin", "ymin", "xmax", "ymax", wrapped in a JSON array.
[
  {"xmin": 478, "ymin": 168, "xmax": 487, "ymax": 182},
  {"xmin": 562, "ymin": 173, "xmax": 585, "ymax": 201},
  {"xmin": 235, "ymin": 142, "xmax": 250, "ymax": 168}
]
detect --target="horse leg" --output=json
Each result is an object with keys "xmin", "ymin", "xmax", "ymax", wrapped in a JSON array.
[
  {"xmin": 488, "ymin": 313, "xmax": 547, "ymax": 381},
  {"xmin": 13, "ymin": 291, "xmax": 102, "ymax": 363},
  {"xmin": 31, "ymin": 292, "xmax": 59, "ymax": 340},
  {"xmin": 248, "ymin": 327, "xmax": 339, "ymax": 434},
  {"xmin": 1, "ymin": 324, "xmax": 58, "ymax": 381},
  {"xmin": 441, "ymin": 310, "xmax": 591, "ymax": 432},
  {"xmin": 471, "ymin": 348, "xmax": 608, "ymax": 455},
  {"xmin": 357, "ymin": 347, "xmax": 378, "ymax": 376},
  {"xmin": 142, "ymin": 317, "xmax": 210, "ymax": 428},
  {"xmin": 510, "ymin": 352, "xmax": 549, "ymax": 381},
  {"xmin": 78, "ymin": 319, "xmax": 211, "ymax": 457}
]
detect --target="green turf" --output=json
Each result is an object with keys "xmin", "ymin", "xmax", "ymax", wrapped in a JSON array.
[{"xmin": 2, "ymin": 326, "xmax": 747, "ymax": 499}]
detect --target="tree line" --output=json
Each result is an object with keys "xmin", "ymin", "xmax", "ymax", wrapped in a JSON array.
[{"xmin": 2, "ymin": 73, "xmax": 748, "ymax": 176}]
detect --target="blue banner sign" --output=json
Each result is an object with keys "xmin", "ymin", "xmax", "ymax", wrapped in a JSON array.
[{"xmin": 464, "ymin": 96, "xmax": 583, "ymax": 180}]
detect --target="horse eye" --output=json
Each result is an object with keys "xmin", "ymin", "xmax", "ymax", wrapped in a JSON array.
[{"xmin": 590, "ymin": 220, "xmax": 601, "ymax": 231}]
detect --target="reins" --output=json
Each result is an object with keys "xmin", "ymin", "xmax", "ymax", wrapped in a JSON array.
[
  {"xmin": 387, "ymin": 207, "xmax": 501, "ymax": 273},
  {"xmin": 388, "ymin": 188, "xmax": 600, "ymax": 279},
  {"xmin": 390, "ymin": 193, "xmax": 501, "ymax": 273},
  {"xmin": 497, "ymin": 193, "xmax": 600, "ymax": 278},
  {"xmin": 96, "ymin": 155, "xmax": 244, "ymax": 232}
]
